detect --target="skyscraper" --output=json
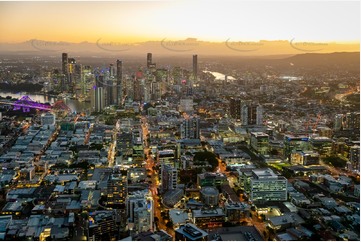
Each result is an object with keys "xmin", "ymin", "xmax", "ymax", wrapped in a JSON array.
[
  {"xmin": 161, "ymin": 164, "xmax": 178, "ymax": 193},
  {"xmin": 256, "ymin": 105, "xmax": 264, "ymax": 125},
  {"xmin": 192, "ymin": 54, "xmax": 198, "ymax": 80},
  {"xmin": 180, "ymin": 117, "xmax": 200, "ymax": 139},
  {"xmin": 147, "ymin": 53, "xmax": 152, "ymax": 68},
  {"xmin": 109, "ymin": 64, "xmax": 115, "ymax": 77},
  {"xmin": 229, "ymin": 98, "xmax": 242, "ymax": 120},
  {"xmin": 116, "ymin": 60, "xmax": 123, "ymax": 105},
  {"xmin": 67, "ymin": 58, "xmax": 76, "ymax": 93},
  {"xmin": 241, "ymin": 104, "xmax": 263, "ymax": 126},
  {"xmin": 94, "ymin": 87, "xmax": 105, "ymax": 112},
  {"xmin": 62, "ymin": 53, "xmax": 68, "ymax": 75},
  {"xmin": 61, "ymin": 53, "xmax": 68, "ymax": 92},
  {"xmin": 134, "ymin": 71, "xmax": 143, "ymax": 102},
  {"xmin": 106, "ymin": 79, "xmax": 114, "ymax": 106}
]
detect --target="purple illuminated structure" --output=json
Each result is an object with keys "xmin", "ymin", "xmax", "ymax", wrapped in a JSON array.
[
  {"xmin": 13, "ymin": 96, "xmax": 52, "ymax": 112},
  {"xmin": 1, "ymin": 95, "xmax": 71, "ymax": 113}
]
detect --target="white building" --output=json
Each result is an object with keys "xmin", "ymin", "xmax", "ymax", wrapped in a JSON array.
[
  {"xmin": 91, "ymin": 87, "xmax": 105, "ymax": 112},
  {"xmin": 126, "ymin": 190, "xmax": 154, "ymax": 233},
  {"xmin": 249, "ymin": 168, "xmax": 287, "ymax": 202}
]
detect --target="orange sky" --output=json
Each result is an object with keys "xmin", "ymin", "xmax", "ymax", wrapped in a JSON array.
[{"xmin": 0, "ymin": 1, "xmax": 359, "ymax": 45}]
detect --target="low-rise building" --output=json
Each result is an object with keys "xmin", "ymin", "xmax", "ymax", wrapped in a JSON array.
[
  {"xmin": 175, "ymin": 223, "xmax": 208, "ymax": 241},
  {"xmin": 197, "ymin": 172, "xmax": 227, "ymax": 188},
  {"xmin": 267, "ymin": 212, "xmax": 305, "ymax": 232},
  {"xmin": 192, "ymin": 208, "xmax": 225, "ymax": 229},
  {"xmin": 248, "ymin": 168, "xmax": 288, "ymax": 202},
  {"xmin": 224, "ymin": 201, "xmax": 250, "ymax": 223}
]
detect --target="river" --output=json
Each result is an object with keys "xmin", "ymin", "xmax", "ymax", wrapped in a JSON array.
[{"xmin": 0, "ymin": 91, "xmax": 91, "ymax": 113}]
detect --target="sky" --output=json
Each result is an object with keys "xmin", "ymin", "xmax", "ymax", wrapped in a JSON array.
[{"xmin": 0, "ymin": 0, "xmax": 359, "ymax": 44}]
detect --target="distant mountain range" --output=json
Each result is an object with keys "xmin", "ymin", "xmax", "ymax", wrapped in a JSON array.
[
  {"xmin": 0, "ymin": 38, "xmax": 359, "ymax": 57},
  {"xmin": 284, "ymin": 52, "xmax": 360, "ymax": 66}
]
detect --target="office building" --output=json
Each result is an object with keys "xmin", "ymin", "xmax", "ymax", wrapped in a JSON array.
[
  {"xmin": 192, "ymin": 208, "xmax": 225, "ymax": 229},
  {"xmin": 175, "ymin": 223, "xmax": 208, "ymax": 241},
  {"xmin": 107, "ymin": 173, "xmax": 126, "ymax": 209},
  {"xmin": 106, "ymin": 78, "xmax": 114, "ymax": 106},
  {"xmin": 284, "ymin": 135, "xmax": 311, "ymax": 161},
  {"xmin": 349, "ymin": 145, "xmax": 360, "ymax": 170},
  {"xmin": 92, "ymin": 87, "xmax": 105, "ymax": 112},
  {"xmin": 250, "ymin": 132, "xmax": 269, "ymax": 155},
  {"xmin": 87, "ymin": 210, "xmax": 118, "ymax": 241},
  {"xmin": 248, "ymin": 168, "xmax": 287, "ymax": 202},
  {"xmin": 179, "ymin": 98, "xmax": 194, "ymax": 113},
  {"xmin": 290, "ymin": 150, "xmax": 320, "ymax": 166},
  {"xmin": 197, "ymin": 172, "xmax": 228, "ymax": 188},
  {"xmin": 61, "ymin": 53, "xmax": 68, "ymax": 91},
  {"xmin": 62, "ymin": 53, "xmax": 68, "ymax": 75},
  {"xmin": 344, "ymin": 112, "xmax": 360, "ymax": 130},
  {"xmin": 133, "ymin": 71, "xmax": 143, "ymax": 102},
  {"xmin": 224, "ymin": 201, "xmax": 250, "ymax": 223},
  {"xmin": 192, "ymin": 55, "xmax": 198, "ymax": 80},
  {"xmin": 109, "ymin": 63, "xmax": 115, "ymax": 77},
  {"xmin": 200, "ymin": 187, "xmax": 219, "ymax": 206},
  {"xmin": 126, "ymin": 190, "xmax": 154, "ymax": 234},
  {"xmin": 256, "ymin": 105, "xmax": 263, "ymax": 125},
  {"xmin": 310, "ymin": 137, "xmax": 333, "ymax": 155},
  {"xmin": 161, "ymin": 164, "xmax": 178, "ymax": 192},
  {"xmin": 241, "ymin": 104, "xmax": 263, "ymax": 126},
  {"xmin": 334, "ymin": 114, "xmax": 343, "ymax": 131},
  {"xmin": 67, "ymin": 58, "xmax": 76, "ymax": 92},
  {"xmin": 116, "ymin": 60, "xmax": 123, "ymax": 105},
  {"xmin": 41, "ymin": 113, "xmax": 56, "ymax": 126},
  {"xmin": 229, "ymin": 98, "xmax": 242, "ymax": 120},
  {"xmin": 147, "ymin": 53, "xmax": 152, "ymax": 68},
  {"xmin": 180, "ymin": 117, "xmax": 200, "ymax": 139},
  {"xmin": 317, "ymin": 126, "xmax": 333, "ymax": 138}
]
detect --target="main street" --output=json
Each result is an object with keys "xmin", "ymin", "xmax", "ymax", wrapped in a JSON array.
[
  {"xmin": 216, "ymin": 157, "xmax": 267, "ymax": 240},
  {"xmin": 141, "ymin": 116, "xmax": 174, "ymax": 237}
]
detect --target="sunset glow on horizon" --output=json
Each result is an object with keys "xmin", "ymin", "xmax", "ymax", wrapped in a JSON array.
[{"xmin": 0, "ymin": 1, "xmax": 359, "ymax": 46}]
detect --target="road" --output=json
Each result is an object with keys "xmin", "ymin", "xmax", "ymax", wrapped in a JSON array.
[
  {"xmin": 217, "ymin": 156, "xmax": 267, "ymax": 240},
  {"xmin": 141, "ymin": 115, "xmax": 175, "ymax": 238}
]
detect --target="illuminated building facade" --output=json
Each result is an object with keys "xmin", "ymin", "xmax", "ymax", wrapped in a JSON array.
[
  {"xmin": 249, "ymin": 168, "xmax": 287, "ymax": 202},
  {"xmin": 126, "ymin": 190, "xmax": 154, "ymax": 234}
]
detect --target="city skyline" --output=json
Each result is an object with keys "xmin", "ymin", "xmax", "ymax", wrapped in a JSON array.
[
  {"xmin": 0, "ymin": 1, "xmax": 360, "ymax": 241},
  {"xmin": 0, "ymin": 1, "xmax": 359, "ymax": 45}
]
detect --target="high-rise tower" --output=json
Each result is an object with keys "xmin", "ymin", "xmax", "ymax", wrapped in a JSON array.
[
  {"xmin": 62, "ymin": 53, "xmax": 68, "ymax": 75},
  {"xmin": 147, "ymin": 53, "xmax": 152, "ymax": 68},
  {"xmin": 192, "ymin": 54, "xmax": 198, "ymax": 80},
  {"xmin": 116, "ymin": 60, "xmax": 123, "ymax": 105}
]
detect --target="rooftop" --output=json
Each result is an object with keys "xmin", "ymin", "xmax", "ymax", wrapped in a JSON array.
[{"xmin": 176, "ymin": 223, "xmax": 208, "ymax": 240}]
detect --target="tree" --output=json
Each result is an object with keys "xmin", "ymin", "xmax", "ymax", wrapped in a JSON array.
[
  {"xmin": 323, "ymin": 155, "xmax": 347, "ymax": 168},
  {"xmin": 193, "ymin": 151, "xmax": 218, "ymax": 170},
  {"xmin": 166, "ymin": 221, "xmax": 173, "ymax": 228}
]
